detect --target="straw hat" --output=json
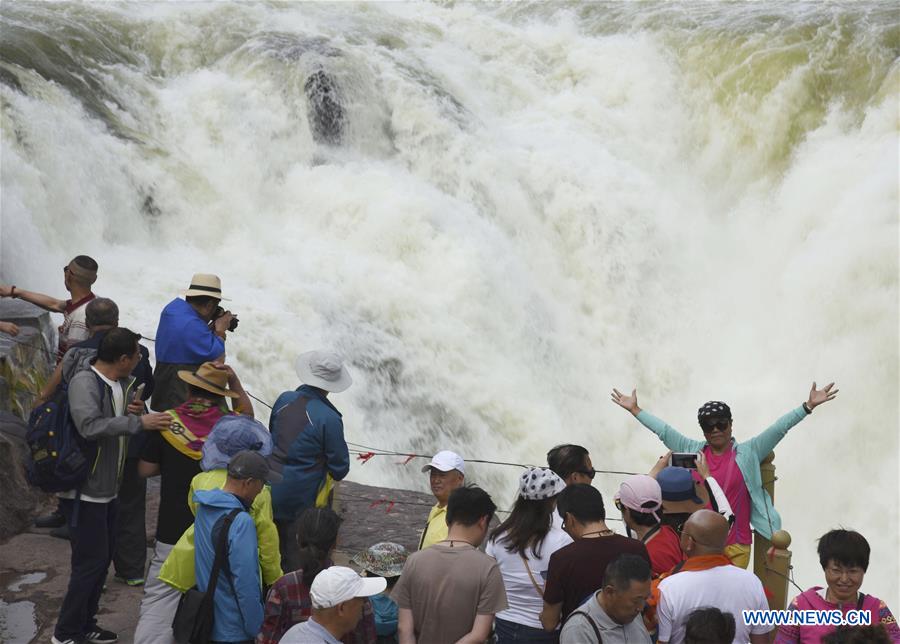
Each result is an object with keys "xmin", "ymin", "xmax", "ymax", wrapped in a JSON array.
[
  {"xmin": 183, "ymin": 273, "xmax": 228, "ymax": 300},
  {"xmin": 177, "ymin": 362, "xmax": 239, "ymax": 398}
]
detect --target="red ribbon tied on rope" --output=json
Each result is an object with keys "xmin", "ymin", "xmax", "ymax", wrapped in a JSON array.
[
  {"xmin": 396, "ymin": 454, "xmax": 415, "ymax": 465},
  {"xmin": 368, "ymin": 499, "xmax": 395, "ymax": 514},
  {"xmin": 357, "ymin": 451, "xmax": 376, "ymax": 464}
]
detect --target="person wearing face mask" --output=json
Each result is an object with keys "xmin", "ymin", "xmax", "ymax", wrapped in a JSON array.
[
  {"xmin": 611, "ymin": 382, "xmax": 838, "ymax": 568},
  {"xmin": 775, "ymin": 529, "xmax": 900, "ymax": 643},
  {"xmin": 560, "ymin": 555, "xmax": 653, "ymax": 644}
]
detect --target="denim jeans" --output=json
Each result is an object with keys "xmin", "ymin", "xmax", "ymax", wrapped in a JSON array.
[{"xmin": 494, "ymin": 617, "xmax": 560, "ymax": 643}]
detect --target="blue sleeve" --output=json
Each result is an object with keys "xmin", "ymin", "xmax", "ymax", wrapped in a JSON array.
[
  {"xmin": 746, "ymin": 407, "xmax": 807, "ymax": 461},
  {"xmin": 229, "ymin": 515, "xmax": 264, "ymax": 638},
  {"xmin": 636, "ymin": 410, "xmax": 705, "ymax": 453},
  {"xmin": 321, "ymin": 413, "xmax": 350, "ymax": 481},
  {"xmin": 181, "ymin": 316, "xmax": 226, "ymax": 363}
]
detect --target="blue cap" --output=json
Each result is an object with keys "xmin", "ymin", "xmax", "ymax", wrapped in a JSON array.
[
  {"xmin": 201, "ymin": 415, "xmax": 273, "ymax": 472},
  {"xmin": 657, "ymin": 466, "xmax": 704, "ymax": 504}
]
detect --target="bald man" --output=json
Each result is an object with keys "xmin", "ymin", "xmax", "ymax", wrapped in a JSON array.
[{"xmin": 656, "ymin": 511, "xmax": 771, "ymax": 643}]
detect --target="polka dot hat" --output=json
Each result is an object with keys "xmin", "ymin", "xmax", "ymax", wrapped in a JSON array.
[{"xmin": 519, "ymin": 467, "xmax": 566, "ymax": 500}]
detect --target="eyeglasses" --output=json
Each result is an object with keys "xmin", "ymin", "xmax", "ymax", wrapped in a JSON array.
[
  {"xmin": 702, "ymin": 420, "xmax": 729, "ymax": 434},
  {"xmin": 615, "ymin": 499, "xmax": 624, "ymax": 512},
  {"xmin": 577, "ymin": 469, "xmax": 597, "ymax": 480}
]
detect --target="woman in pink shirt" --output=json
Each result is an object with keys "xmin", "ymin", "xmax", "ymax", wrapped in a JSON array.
[{"xmin": 776, "ymin": 529, "xmax": 900, "ymax": 643}]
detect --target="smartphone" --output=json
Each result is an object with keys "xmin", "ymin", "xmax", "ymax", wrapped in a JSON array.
[
  {"xmin": 131, "ymin": 383, "xmax": 146, "ymax": 404},
  {"xmin": 670, "ymin": 452, "xmax": 698, "ymax": 469}
]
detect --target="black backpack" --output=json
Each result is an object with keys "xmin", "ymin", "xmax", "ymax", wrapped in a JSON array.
[{"xmin": 26, "ymin": 373, "xmax": 104, "ymax": 493}]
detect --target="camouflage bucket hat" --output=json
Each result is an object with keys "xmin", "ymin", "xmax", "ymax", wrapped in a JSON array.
[{"xmin": 351, "ymin": 542, "xmax": 409, "ymax": 578}]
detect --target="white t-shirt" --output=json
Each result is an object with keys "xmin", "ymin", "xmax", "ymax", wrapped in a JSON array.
[
  {"xmin": 657, "ymin": 564, "xmax": 770, "ymax": 643},
  {"xmin": 58, "ymin": 367, "xmax": 125, "ymax": 504},
  {"xmin": 552, "ymin": 510, "xmax": 565, "ymax": 531},
  {"xmin": 486, "ymin": 527, "xmax": 573, "ymax": 629},
  {"xmin": 92, "ymin": 367, "xmax": 125, "ymax": 417}
]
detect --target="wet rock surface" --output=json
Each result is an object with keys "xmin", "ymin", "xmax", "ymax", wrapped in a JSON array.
[
  {"xmin": 0, "ymin": 301, "xmax": 57, "ymax": 544},
  {"xmin": 333, "ymin": 480, "xmax": 433, "ymax": 555}
]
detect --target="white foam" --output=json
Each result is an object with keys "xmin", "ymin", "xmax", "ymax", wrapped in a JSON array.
[{"xmin": 1, "ymin": 1, "xmax": 897, "ymax": 605}]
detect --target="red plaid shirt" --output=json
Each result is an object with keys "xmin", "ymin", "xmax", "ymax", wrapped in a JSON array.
[{"xmin": 257, "ymin": 568, "xmax": 377, "ymax": 644}]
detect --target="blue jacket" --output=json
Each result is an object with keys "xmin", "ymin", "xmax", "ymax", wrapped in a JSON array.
[
  {"xmin": 154, "ymin": 298, "xmax": 225, "ymax": 364},
  {"xmin": 193, "ymin": 488, "xmax": 263, "ymax": 641},
  {"xmin": 636, "ymin": 406, "xmax": 808, "ymax": 540},
  {"xmin": 268, "ymin": 385, "xmax": 350, "ymax": 521}
]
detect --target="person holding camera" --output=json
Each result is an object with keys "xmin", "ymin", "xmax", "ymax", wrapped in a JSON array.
[
  {"xmin": 610, "ymin": 382, "xmax": 838, "ymax": 568},
  {"xmin": 151, "ymin": 273, "xmax": 238, "ymax": 411}
]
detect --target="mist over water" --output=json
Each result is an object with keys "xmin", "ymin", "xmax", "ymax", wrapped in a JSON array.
[{"xmin": 2, "ymin": 2, "xmax": 897, "ymax": 604}]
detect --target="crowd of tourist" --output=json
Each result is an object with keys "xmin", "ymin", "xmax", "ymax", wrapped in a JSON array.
[{"xmin": 1, "ymin": 257, "xmax": 898, "ymax": 644}]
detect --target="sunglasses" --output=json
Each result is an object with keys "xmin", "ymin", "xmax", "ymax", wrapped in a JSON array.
[
  {"xmin": 577, "ymin": 469, "xmax": 597, "ymax": 481},
  {"xmin": 702, "ymin": 420, "xmax": 730, "ymax": 434}
]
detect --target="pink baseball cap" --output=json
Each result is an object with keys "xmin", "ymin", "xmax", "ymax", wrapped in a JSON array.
[{"xmin": 615, "ymin": 474, "xmax": 662, "ymax": 520}]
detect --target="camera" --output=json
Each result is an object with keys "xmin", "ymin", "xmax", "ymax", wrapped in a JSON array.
[{"xmin": 214, "ymin": 306, "xmax": 239, "ymax": 332}]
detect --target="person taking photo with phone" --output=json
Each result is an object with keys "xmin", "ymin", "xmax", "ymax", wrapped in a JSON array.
[{"xmin": 611, "ymin": 382, "xmax": 838, "ymax": 568}]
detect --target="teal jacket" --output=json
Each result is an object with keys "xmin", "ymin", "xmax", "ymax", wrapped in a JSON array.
[{"xmin": 636, "ymin": 406, "xmax": 808, "ymax": 540}]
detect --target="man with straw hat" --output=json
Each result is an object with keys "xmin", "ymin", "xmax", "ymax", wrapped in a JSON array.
[
  {"xmin": 151, "ymin": 273, "xmax": 237, "ymax": 411},
  {"xmin": 268, "ymin": 350, "xmax": 353, "ymax": 571},
  {"xmin": 133, "ymin": 361, "xmax": 252, "ymax": 644}
]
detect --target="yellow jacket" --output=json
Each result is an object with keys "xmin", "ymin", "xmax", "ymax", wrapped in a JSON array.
[{"xmin": 158, "ymin": 469, "xmax": 283, "ymax": 591}]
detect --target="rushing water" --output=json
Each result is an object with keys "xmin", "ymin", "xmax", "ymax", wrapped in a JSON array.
[{"xmin": 1, "ymin": 2, "xmax": 897, "ymax": 604}]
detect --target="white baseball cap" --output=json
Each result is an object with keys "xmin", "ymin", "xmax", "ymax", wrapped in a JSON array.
[
  {"xmin": 310, "ymin": 566, "xmax": 387, "ymax": 609},
  {"xmin": 421, "ymin": 450, "xmax": 465, "ymax": 475}
]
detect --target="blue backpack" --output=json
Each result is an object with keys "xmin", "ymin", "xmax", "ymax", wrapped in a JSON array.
[{"xmin": 26, "ymin": 373, "xmax": 103, "ymax": 493}]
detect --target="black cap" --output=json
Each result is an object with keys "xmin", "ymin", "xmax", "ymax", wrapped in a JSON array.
[{"xmin": 227, "ymin": 450, "xmax": 282, "ymax": 484}]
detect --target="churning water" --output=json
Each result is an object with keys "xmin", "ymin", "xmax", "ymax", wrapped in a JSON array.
[{"xmin": 1, "ymin": 2, "xmax": 897, "ymax": 604}]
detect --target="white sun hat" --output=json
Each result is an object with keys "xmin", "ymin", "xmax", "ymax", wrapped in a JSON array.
[{"xmin": 295, "ymin": 350, "xmax": 353, "ymax": 393}]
